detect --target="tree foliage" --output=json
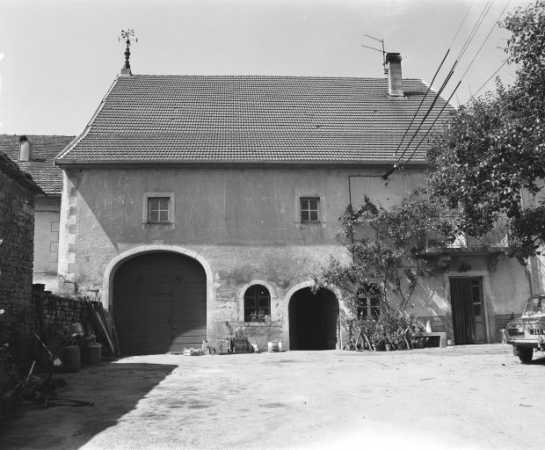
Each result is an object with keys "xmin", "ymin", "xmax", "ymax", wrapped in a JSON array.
[
  {"xmin": 314, "ymin": 190, "xmax": 455, "ymax": 314},
  {"xmin": 428, "ymin": 0, "xmax": 545, "ymax": 262}
]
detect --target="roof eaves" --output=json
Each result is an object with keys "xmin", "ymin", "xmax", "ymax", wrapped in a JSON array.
[
  {"xmin": 55, "ymin": 158, "xmax": 427, "ymax": 169},
  {"xmin": 56, "ymin": 75, "xmax": 121, "ymax": 161}
]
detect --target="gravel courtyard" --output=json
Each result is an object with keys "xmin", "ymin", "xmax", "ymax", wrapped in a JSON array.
[{"xmin": 1, "ymin": 344, "xmax": 543, "ymax": 450}]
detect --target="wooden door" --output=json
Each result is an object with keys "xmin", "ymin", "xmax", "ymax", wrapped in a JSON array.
[
  {"xmin": 449, "ymin": 277, "xmax": 477, "ymax": 345},
  {"xmin": 114, "ymin": 252, "xmax": 206, "ymax": 355}
]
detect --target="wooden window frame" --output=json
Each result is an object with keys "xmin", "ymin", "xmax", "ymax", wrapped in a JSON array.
[
  {"xmin": 357, "ymin": 296, "xmax": 380, "ymax": 320},
  {"xmin": 244, "ymin": 285, "xmax": 271, "ymax": 322},
  {"xmin": 148, "ymin": 197, "xmax": 170, "ymax": 223},
  {"xmin": 143, "ymin": 192, "xmax": 175, "ymax": 225},
  {"xmin": 300, "ymin": 197, "xmax": 320, "ymax": 223}
]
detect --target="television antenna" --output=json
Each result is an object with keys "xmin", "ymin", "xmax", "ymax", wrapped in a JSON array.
[{"xmin": 361, "ymin": 34, "xmax": 387, "ymax": 74}]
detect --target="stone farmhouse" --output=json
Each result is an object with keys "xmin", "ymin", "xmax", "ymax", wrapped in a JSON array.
[
  {"xmin": 53, "ymin": 54, "xmax": 530, "ymax": 355},
  {"xmin": 0, "ymin": 135, "xmax": 75, "ymax": 292}
]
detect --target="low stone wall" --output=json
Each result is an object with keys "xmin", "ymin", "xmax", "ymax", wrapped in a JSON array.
[{"xmin": 34, "ymin": 286, "xmax": 88, "ymax": 337}]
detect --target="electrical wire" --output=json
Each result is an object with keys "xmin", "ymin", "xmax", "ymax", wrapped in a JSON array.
[
  {"xmin": 383, "ymin": 1, "xmax": 488, "ymax": 179},
  {"xmin": 389, "ymin": 67, "xmax": 456, "ymax": 172},
  {"xmin": 386, "ymin": 0, "xmax": 498, "ymax": 175},
  {"xmin": 448, "ymin": 0, "xmax": 475, "ymax": 49},
  {"xmin": 392, "ymin": 49, "xmax": 450, "ymax": 159},
  {"xmin": 455, "ymin": 0, "xmax": 494, "ymax": 63},
  {"xmin": 398, "ymin": 81, "xmax": 462, "ymax": 168},
  {"xmin": 460, "ymin": 0, "xmax": 511, "ymax": 82},
  {"xmin": 401, "ymin": 0, "xmax": 511, "ymax": 167},
  {"xmin": 473, "ymin": 60, "xmax": 508, "ymax": 97}
]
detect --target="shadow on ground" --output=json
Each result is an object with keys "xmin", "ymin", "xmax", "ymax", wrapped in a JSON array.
[{"xmin": 0, "ymin": 361, "xmax": 177, "ymax": 450}]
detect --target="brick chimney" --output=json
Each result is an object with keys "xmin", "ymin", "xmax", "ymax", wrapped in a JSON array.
[{"xmin": 386, "ymin": 53, "xmax": 403, "ymax": 97}]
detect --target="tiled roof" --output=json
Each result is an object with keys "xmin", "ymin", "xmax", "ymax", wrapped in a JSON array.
[
  {"xmin": 0, "ymin": 135, "xmax": 75, "ymax": 195},
  {"xmin": 0, "ymin": 151, "xmax": 43, "ymax": 194},
  {"xmin": 57, "ymin": 75, "xmax": 453, "ymax": 165}
]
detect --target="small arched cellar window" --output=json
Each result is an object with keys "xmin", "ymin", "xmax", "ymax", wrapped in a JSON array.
[
  {"xmin": 19, "ymin": 136, "xmax": 30, "ymax": 161},
  {"xmin": 244, "ymin": 284, "xmax": 271, "ymax": 322}
]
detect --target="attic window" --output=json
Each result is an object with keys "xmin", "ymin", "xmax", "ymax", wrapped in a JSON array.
[{"xmin": 19, "ymin": 136, "xmax": 31, "ymax": 161}]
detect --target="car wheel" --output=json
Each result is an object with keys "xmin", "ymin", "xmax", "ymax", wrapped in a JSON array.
[{"xmin": 518, "ymin": 347, "xmax": 533, "ymax": 364}]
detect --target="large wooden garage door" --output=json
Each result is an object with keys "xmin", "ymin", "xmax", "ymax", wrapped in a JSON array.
[{"xmin": 113, "ymin": 252, "xmax": 207, "ymax": 355}]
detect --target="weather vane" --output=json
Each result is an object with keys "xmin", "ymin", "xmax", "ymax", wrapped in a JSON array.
[{"xmin": 119, "ymin": 29, "xmax": 138, "ymax": 72}]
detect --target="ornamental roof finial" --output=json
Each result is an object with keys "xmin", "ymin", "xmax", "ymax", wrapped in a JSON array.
[{"xmin": 119, "ymin": 29, "xmax": 137, "ymax": 76}]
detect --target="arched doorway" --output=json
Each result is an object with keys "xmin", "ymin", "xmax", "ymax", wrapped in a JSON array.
[
  {"xmin": 113, "ymin": 251, "xmax": 207, "ymax": 355},
  {"xmin": 289, "ymin": 287, "xmax": 339, "ymax": 350}
]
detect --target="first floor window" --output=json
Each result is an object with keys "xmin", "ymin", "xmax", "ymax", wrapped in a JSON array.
[
  {"xmin": 300, "ymin": 197, "xmax": 320, "ymax": 223},
  {"xmin": 148, "ymin": 197, "xmax": 170, "ymax": 223},
  {"xmin": 244, "ymin": 285, "xmax": 271, "ymax": 321},
  {"xmin": 357, "ymin": 297, "xmax": 380, "ymax": 320}
]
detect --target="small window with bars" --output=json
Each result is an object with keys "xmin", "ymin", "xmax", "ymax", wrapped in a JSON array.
[
  {"xmin": 300, "ymin": 197, "xmax": 320, "ymax": 223},
  {"xmin": 148, "ymin": 197, "xmax": 170, "ymax": 223}
]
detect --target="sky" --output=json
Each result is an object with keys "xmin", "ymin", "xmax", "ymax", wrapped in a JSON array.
[{"xmin": 0, "ymin": 0, "xmax": 533, "ymax": 136}]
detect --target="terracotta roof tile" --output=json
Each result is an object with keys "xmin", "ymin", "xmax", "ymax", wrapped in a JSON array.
[
  {"xmin": 58, "ymin": 75, "xmax": 453, "ymax": 164},
  {"xmin": 0, "ymin": 135, "xmax": 75, "ymax": 195}
]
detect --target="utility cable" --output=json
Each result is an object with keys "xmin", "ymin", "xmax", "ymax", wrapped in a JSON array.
[
  {"xmin": 392, "ymin": 49, "xmax": 450, "ymax": 160},
  {"xmin": 387, "ymin": 1, "xmax": 474, "ymax": 168},
  {"xmin": 473, "ymin": 60, "xmax": 507, "ymax": 98},
  {"xmin": 389, "ymin": 67, "xmax": 456, "ymax": 173},
  {"xmin": 386, "ymin": 0, "xmax": 496, "ymax": 175},
  {"xmin": 383, "ymin": 0, "xmax": 494, "ymax": 179},
  {"xmin": 402, "ymin": 0, "xmax": 510, "ymax": 167},
  {"xmin": 398, "ymin": 81, "xmax": 462, "ymax": 168},
  {"xmin": 448, "ymin": 0, "xmax": 475, "ymax": 50},
  {"xmin": 462, "ymin": 0, "xmax": 512, "ymax": 99},
  {"xmin": 455, "ymin": 0, "xmax": 494, "ymax": 63},
  {"xmin": 401, "ymin": 0, "xmax": 509, "ymax": 167}
]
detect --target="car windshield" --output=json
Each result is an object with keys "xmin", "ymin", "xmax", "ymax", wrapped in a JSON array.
[{"xmin": 523, "ymin": 297, "xmax": 545, "ymax": 315}]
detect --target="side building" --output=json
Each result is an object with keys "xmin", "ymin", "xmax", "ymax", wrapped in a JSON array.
[
  {"xmin": 0, "ymin": 135, "xmax": 75, "ymax": 292},
  {"xmin": 0, "ymin": 150, "xmax": 42, "ymax": 345}
]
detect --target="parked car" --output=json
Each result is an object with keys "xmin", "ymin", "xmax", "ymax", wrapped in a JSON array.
[{"xmin": 506, "ymin": 295, "xmax": 545, "ymax": 363}]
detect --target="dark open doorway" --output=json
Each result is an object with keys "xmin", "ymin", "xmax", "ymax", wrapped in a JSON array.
[{"xmin": 289, "ymin": 287, "xmax": 339, "ymax": 350}]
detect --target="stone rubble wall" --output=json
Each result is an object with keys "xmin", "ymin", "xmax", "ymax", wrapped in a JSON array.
[{"xmin": 0, "ymin": 168, "xmax": 36, "ymax": 346}]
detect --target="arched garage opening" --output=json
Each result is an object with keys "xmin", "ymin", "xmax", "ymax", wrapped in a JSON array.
[
  {"xmin": 113, "ymin": 251, "xmax": 207, "ymax": 355},
  {"xmin": 289, "ymin": 287, "xmax": 339, "ymax": 350}
]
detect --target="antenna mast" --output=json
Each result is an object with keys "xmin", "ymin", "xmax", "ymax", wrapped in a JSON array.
[{"xmin": 361, "ymin": 34, "xmax": 387, "ymax": 74}]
